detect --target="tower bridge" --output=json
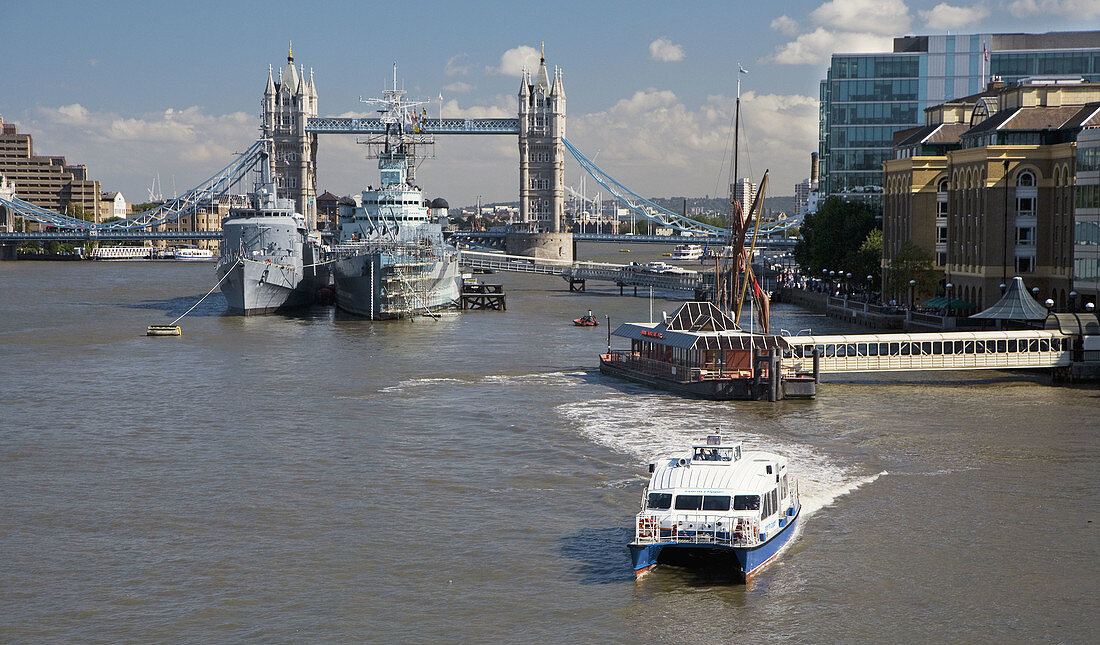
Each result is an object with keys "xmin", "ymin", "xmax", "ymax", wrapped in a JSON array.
[{"xmin": 1, "ymin": 46, "xmax": 803, "ymax": 246}]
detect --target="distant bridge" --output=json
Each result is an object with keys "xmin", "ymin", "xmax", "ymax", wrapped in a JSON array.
[
  {"xmin": 0, "ymin": 230, "xmax": 222, "ymax": 242},
  {"xmin": 449, "ymin": 230, "xmax": 796, "ymax": 248}
]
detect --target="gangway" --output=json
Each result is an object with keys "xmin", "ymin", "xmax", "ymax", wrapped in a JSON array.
[{"xmin": 783, "ymin": 330, "xmax": 1072, "ymax": 373}]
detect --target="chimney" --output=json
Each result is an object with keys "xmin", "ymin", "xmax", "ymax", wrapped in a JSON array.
[{"xmin": 810, "ymin": 152, "xmax": 819, "ymax": 184}]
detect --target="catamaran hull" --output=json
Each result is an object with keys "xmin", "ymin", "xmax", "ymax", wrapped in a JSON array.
[
  {"xmin": 332, "ymin": 252, "xmax": 461, "ymax": 319},
  {"xmin": 630, "ymin": 503, "xmax": 801, "ymax": 581},
  {"xmin": 218, "ymin": 259, "xmax": 319, "ymax": 315}
]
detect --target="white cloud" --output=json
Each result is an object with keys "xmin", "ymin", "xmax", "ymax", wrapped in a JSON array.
[
  {"xmin": 770, "ymin": 15, "xmax": 800, "ymax": 36},
  {"xmin": 770, "ymin": 0, "xmax": 910, "ymax": 65},
  {"xmin": 442, "ymin": 81, "xmax": 474, "ymax": 93},
  {"xmin": 809, "ymin": 0, "xmax": 910, "ymax": 34},
  {"xmin": 489, "ymin": 45, "xmax": 541, "ymax": 76},
  {"xmin": 29, "ymin": 104, "xmax": 256, "ymax": 197},
  {"xmin": 444, "ymin": 54, "xmax": 472, "ymax": 76},
  {"xmin": 771, "ymin": 27, "xmax": 895, "ymax": 65},
  {"xmin": 568, "ymin": 89, "xmax": 818, "ymax": 200},
  {"xmin": 1007, "ymin": 0, "xmax": 1100, "ymax": 18},
  {"xmin": 46, "ymin": 103, "xmax": 91, "ymax": 126},
  {"xmin": 919, "ymin": 3, "xmax": 990, "ymax": 28},
  {"xmin": 649, "ymin": 37, "xmax": 685, "ymax": 62}
]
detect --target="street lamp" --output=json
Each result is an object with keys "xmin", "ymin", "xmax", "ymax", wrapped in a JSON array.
[
  {"xmin": 945, "ymin": 282, "xmax": 953, "ymax": 317},
  {"xmin": 867, "ymin": 274, "xmax": 874, "ymax": 299},
  {"xmin": 1069, "ymin": 291, "xmax": 1077, "ymax": 312},
  {"xmin": 908, "ymin": 279, "xmax": 917, "ymax": 309},
  {"xmin": 1031, "ymin": 287, "xmax": 1040, "ymax": 301}
]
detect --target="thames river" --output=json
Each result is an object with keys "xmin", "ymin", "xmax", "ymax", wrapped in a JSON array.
[{"xmin": 2, "ymin": 246, "xmax": 1097, "ymax": 643}]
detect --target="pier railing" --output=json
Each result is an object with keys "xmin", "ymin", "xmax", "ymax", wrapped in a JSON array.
[{"xmin": 635, "ymin": 513, "xmax": 760, "ymax": 548}]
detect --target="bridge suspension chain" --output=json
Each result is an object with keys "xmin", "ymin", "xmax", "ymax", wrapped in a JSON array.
[
  {"xmin": 561, "ymin": 137, "xmax": 727, "ymax": 237},
  {"xmin": 1, "ymin": 139, "xmax": 269, "ymax": 232}
]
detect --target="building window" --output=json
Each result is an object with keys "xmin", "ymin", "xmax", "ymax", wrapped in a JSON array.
[
  {"xmin": 1016, "ymin": 226, "xmax": 1035, "ymax": 246},
  {"xmin": 1015, "ymin": 255, "xmax": 1034, "ymax": 273},
  {"xmin": 1017, "ymin": 197, "xmax": 1035, "ymax": 217},
  {"xmin": 937, "ymin": 225, "xmax": 948, "ymax": 244}
]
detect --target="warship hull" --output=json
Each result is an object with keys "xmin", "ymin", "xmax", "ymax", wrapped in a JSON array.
[
  {"xmin": 218, "ymin": 256, "xmax": 323, "ymax": 315},
  {"xmin": 332, "ymin": 249, "xmax": 461, "ymax": 319}
]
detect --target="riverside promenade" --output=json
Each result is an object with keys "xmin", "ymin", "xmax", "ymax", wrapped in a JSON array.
[{"xmin": 775, "ymin": 287, "xmax": 989, "ymax": 332}]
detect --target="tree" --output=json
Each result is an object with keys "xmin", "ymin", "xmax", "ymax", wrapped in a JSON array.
[
  {"xmin": 65, "ymin": 202, "xmax": 93, "ymax": 222},
  {"xmin": 849, "ymin": 229, "xmax": 883, "ymax": 290},
  {"xmin": 793, "ymin": 197, "xmax": 877, "ymax": 277},
  {"xmin": 886, "ymin": 241, "xmax": 939, "ymax": 302}
]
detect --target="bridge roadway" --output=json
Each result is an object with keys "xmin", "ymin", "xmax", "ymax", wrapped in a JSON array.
[
  {"xmin": 0, "ymin": 230, "xmax": 223, "ymax": 242},
  {"xmin": 449, "ymin": 230, "xmax": 795, "ymax": 247},
  {"xmin": 2, "ymin": 229, "xmax": 795, "ymax": 247},
  {"xmin": 459, "ymin": 250, "xmax": 706, "ymax": 293},
  {"xmin": 783, "ymin": 329, "xmax": 1072, "ymax": 373}
]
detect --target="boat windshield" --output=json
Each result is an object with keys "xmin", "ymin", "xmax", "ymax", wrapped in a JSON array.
[
  {"xmin": 693, "ymin": 447, "xmax": 736, "ymax": 462},
  {"xmin": 647, "ymin": 493, "xmax": 672, "ymax": 509},
  {"xmin": 733, "ymin": 495, "xmax": 760, "ymax": 511},
  {"xmin": 673, "ymin": 494, "xmax": 730, "ymax": 511}
]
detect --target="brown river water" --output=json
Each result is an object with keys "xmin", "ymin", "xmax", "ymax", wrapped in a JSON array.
[{"xmin": 1, "ymin": 244, "xmax": 1097, "ymax": 643}]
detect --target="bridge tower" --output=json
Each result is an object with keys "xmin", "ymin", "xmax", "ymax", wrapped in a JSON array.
[
  {"xmin": 262, "ymin": 44, "xmax": 318, "ymax": 227},
  {"xmin": 518, "ymin": 50, "xmax": 565, "ymax": 233}
]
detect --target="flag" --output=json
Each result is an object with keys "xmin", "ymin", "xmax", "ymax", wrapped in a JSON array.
[
  {"xmin": 738, "ymin": 63, "xmax": 749, "ymax": 75},
  {"xmin": 983, "ymin": 45, "xmax": 988, "ymax": 61}
]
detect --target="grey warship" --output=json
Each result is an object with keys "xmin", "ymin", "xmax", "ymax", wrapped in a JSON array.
[
  {"xmin": 331, "ymin": 69, "xmax": 461, "ymax": 319},
  {"xmin": 216, "ymin": 145, "xmax": 327, "ymax": 315}
]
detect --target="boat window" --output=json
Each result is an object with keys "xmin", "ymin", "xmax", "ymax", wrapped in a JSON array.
[
  {"xmin": 701, "ymin": 496, "xmax": 731, "ymax": 511},
  {"xmin": 674, "ymin": 495, "xmax": 703, "ymax": 510},
  {"xmin": 733, "ymin": 495, "xmax": 760, "ymax": 511},
  {"xmin": 647, "ymin": 493, "xmax": 672, "ymax": 510}
]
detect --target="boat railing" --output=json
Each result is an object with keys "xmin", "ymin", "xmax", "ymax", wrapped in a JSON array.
[{"xmin": 635, "ymin": 512, "xmax": 760, "ymax": 548}]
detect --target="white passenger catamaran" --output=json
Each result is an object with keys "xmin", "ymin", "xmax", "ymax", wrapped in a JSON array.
[{"xmin": 630, "ymin": 432, "xmax": 801, "ymax": 581}]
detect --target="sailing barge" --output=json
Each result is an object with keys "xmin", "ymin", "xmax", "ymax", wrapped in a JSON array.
[{"xmin": 599, "ymin": 302, "xmax": 816, "ymax": 401}]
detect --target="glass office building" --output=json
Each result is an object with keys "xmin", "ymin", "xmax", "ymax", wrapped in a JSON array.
[{"xmin": 819, "ymin": 31, "xmax": 1100, "ymax": 206}]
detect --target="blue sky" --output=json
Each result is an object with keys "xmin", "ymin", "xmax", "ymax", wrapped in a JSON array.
[{"xmin": 1, "ymin": 0, "xmax": 1095, "ymax": 206}]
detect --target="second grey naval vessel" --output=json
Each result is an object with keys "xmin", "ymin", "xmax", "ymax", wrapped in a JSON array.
[
  {"xmin": 331, "ymin": 69, "xmax": 461, "ymax": 319},
  {"xmin": 216, "ymin": 145, "xmax": 327, "ymax": 315}
]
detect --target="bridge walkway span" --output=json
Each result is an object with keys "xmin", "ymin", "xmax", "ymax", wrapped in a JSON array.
[
  {"xmin": 458, "ymin": 251, "xmax": 705, "ymax": 293},
  {"xmin": 783, "ymin": 330, "xmax": 1072, "ymax": 373}
]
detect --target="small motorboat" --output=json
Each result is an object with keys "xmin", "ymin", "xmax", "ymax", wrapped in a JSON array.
[{"xmin": 573, "ymin": 312, "xmax": 599, "ymax": 327}]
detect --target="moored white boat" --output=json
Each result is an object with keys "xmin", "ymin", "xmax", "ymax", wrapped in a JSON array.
[
  {"xmin": 174, "ymin": 246, "xmax": 215, "ymax": 261},
  {"xmin": 670, "ymin": 243, "xmax": 704, "ymax": 261},
  {"xmin": 629, "ymin": 432, "xmax": 800, "ymax": 581}
]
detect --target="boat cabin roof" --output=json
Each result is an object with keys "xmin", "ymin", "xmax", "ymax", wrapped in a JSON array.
[
  {"xmin": 649, "ymin": 436, "xmax": 787, "ymax": 496},
  {"xmin": 613, "ymin": 302, "xmax": 789, "ymax": 351}
]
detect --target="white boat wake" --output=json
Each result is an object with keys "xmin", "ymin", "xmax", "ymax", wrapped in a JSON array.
[{"xmin": 556, "ymin": 395, "xmax": 885, "ymax": 517}]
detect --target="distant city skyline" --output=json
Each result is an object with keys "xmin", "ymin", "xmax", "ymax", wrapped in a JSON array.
[{"xmin": 1, "ymin": 0, "xmax": 1094, "ymax": 206}]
